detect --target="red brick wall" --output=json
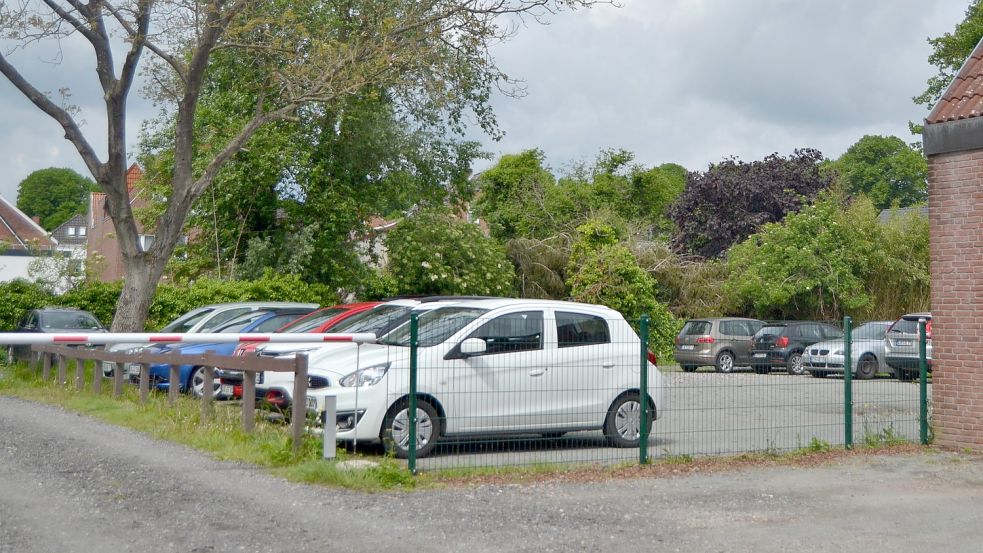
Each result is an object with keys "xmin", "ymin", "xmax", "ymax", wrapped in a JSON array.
[{"xmin": 928, "ymin": 149, "xmax": 983, "ymax": 450}]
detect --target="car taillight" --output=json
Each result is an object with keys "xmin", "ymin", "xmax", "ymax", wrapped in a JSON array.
[
  {"xmin": 647, "ymin": 351, "xmax": 658, "ymax": 365},
  {"xmin": 775, "ymin": 336, "xmax": 789, "ymax": 347},
  {"xmin": 264, "ymin": 389, "xmax": 287, "ymax": 407},
  {"xmin": 233, "ymin": 385, "xmax": 243, "ymax": 398},
  {"xmin": 674, "ymin": 335, "xmax": 681, "ymax": 345},
  {"xmin": 926, "ymin": 320, "xmax": 932, "ymax": 339},
  {"xmin": 696, "ymin": 336, "xmax": 714, "ymax": 344}
]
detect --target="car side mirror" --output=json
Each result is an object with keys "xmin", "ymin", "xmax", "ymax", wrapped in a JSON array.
[{"xmin": 459, "ymin": 338, "xmax": 487, "ymax": 356}]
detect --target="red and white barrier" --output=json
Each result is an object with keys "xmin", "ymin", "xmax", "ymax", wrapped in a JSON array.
[{"xmin": 0, "ymin": 332, "xmax": 378, "ymax": 346}]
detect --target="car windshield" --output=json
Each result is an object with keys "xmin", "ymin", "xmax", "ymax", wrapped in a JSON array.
[
  {"xmin": 854, "ymin": 322, "xmax": 890, "ymax": 340},
  {"xmin": 161, "ymin": 308, "xmax": 214, "ymax": 333},
  {"xmin": 40, "ymin": 311, "xmax": 102, "ymax": 330},
  {"xmin": 380, "ymin": 307, "xmax": 489, "ymax": 347},
  {"xmin": 329, "ymin": 305, "xmax": 413, "ymax": 336},
  {"xmin": 279, "ymin": 307, "xmax": 348, "ymax": 333}
]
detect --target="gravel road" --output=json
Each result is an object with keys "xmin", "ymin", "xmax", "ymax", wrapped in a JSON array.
[{"xmin": 1, "ymin": 395, "xmax": 981, "ymax": 553}]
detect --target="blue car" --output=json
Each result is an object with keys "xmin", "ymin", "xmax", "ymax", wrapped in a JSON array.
[{"xmin": 142, "ymin": 308, "xmax": 315, "ymax": 397}]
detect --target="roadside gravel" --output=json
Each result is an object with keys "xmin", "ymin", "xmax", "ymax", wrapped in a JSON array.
[{"xmin": 1, "ymin": 395, "xmax": 981, "ymax": 553}]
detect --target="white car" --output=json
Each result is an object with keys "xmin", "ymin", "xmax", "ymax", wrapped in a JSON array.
[{"xmin": 313, "ymin": 299, "xmax": 665, "ymax": 458}]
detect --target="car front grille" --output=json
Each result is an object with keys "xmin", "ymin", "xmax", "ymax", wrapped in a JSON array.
[{"xmin": 809, "ymin": 349, "xmax": 830, "ymax": 356}]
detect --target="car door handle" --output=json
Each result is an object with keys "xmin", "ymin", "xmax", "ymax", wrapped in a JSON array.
[
  {"xmin": 529, "ymin": 369, "xmax": 546, "ymax": 377},
  {"xmin": 602, "ymin": 362, "xmax": 615, "ymax": 369}
]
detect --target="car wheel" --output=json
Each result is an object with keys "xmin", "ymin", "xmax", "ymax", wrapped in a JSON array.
[
  {"xmin": 753, "ymin": 365, "xmax": 769, "ymax": 374},
  {"xmin": 786, "ymin": 352, "xmax": 805, "ymax": 375},
  {"xmin": 681, "ymin": 365, "xmax": 698, "ymax": 373},
  {"xmin": 189, "ymin": 366, "xmax": 223, "ymax": 398},
  {"xmin": 715, "ymin": 351, "xmax": 736, "ymax": 373},
  {"xmin": 603, "ymin": 392, "xmax": 654, "ymax": 448},
  {"xmin": 382, "ymin": 398, "xmax": 440, "ymax": 459},
  {"xmin": 856, "ymin": 354, "xmax": 878, "ymax": 380},
  {"xmin": 810, "ymin": 370, "xmax": 827, "ymax": 378}
]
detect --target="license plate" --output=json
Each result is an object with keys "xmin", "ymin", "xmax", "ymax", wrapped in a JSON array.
[
  {"xmin": 306, "ymin": 396, "xmax": 317, "ymax": 411},
  {"xmin": 220, "ymin": 384, "xmax": 234, "ymax": 396},
  {"xmin": 895, "ymin": 340, "xmax": 913, "ymax": 346},
  {"xmin": 126, "ymin": 364, "xmax": 140, "ymax": 376},
  {"xmin": 753, "ymin": 353, "xmax": 766, "ymax": 358},
  {"xmin": 679, "ymin": 345, "xmax": 695, "ymax": 351}
]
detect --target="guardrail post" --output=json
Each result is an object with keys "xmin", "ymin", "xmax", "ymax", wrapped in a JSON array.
[
  {"xmin": 57, "ymin": 355, "xmax": 67, "ymax": 385},
  {"xmin": 843, "ymin": 316, "xmax": 853, "ymax": 449},
  {"xmin": 139, "ymin": 363, "xmax": 149, "ymax": 403},
  {"xmin": 113, "ymin": 362, "xmax": 124, "ymax": 398},
  {"xmin": 919, "ymin": 318, "xmax": 929, "ymax": 445},
  {"xmin": 92, "ymin": 359, "xmax": 101, "ymax": 394},
  {"xmin": 169, "ymin": 365, "xmax": 180, "ymax": 406},
  {"xmin": 28, "ymin": 350, "xmax": 37, "ymax": 372},
  {"xmin": 242, "ymin": 370, "xmax": 256, "ymax": 433},
  {"xmin": 201, "ymin": 364, "xmax": 215, "ymax": 421},
  {"xmin": 291, "ymin": 353, "xmax": 309, "ymax": 455},
  {"xmin": 639, "ymin": 314, "xmax": 651, "ymax": 465},
  {"xmin": 408, "ymin": 312, "xmax": 419, "ymax": 475},
  {"xmin": 41, "ymin": 353, "xmax": 52, "ymax": 380},
  {"xmin": 74, "ymin": 357, "xmax": 84, "ymax": 391}
]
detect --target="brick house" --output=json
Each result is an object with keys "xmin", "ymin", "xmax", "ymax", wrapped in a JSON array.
[
  {"xmin": 922, "ymin": 38, "xmax": 983, "ymax": 451},
  {"xmin": 0, "ymin": 194, "xmax": 57, "ymax": 282},
  {"xmin": 86, "ymin": 163, "xmax": 153, "ymax": 281}
]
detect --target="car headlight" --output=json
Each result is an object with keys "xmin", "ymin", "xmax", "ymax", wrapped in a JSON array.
[{"xmin": 339, "ymin": 363, "xmax": 390, "ymax": 387}]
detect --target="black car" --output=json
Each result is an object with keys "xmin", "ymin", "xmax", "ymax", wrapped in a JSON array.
[
  {"xmin": 750, "ymin": 322, "xmax": 843, "ymax": 375},
  {"xmin": 7, "ymin": 307, "xmax": 107, "ymax": 362}
]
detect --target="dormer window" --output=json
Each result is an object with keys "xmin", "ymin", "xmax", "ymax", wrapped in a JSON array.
[
  {"xmin": 79, "ymin": 227, "xmax": 86, "ymax": 237},
  {"xmin": 67, "ymin": 227, "xmax": 76, "ymax": 236}
]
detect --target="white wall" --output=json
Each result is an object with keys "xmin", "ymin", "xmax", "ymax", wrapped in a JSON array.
[{"xmin": 0, "ymin": 255, "xmax": 36, "ymax": 282}]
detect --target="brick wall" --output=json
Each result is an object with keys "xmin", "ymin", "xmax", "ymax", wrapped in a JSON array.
[{"xmin": 927, "ymin": 149, "xmax": 983, "ymax": 450}]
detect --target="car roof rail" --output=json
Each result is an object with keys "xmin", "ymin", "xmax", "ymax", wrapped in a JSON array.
[{"xmin": 418, "ymin": 295, "xmax": 504, "ymax": 303}]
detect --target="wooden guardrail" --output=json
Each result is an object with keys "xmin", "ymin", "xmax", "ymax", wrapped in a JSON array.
[{"xmin": 28, "ymin": 345, "xmax": 312, "ymax": 453}]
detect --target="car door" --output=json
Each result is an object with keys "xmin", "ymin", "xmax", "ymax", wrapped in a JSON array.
[
  {"xmin": 441, "ymin": 310, "xmax": 548, "ymax": 434},
  {"xmin": 548, "ymin": 310, "xmax": 619, "ymax": 429},
  {"xmin": 719, "ymin": 320, "xmax": 750, "ymax": 364}
]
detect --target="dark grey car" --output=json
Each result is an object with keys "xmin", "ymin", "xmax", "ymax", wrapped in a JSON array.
[
  {"xmin": 674, "ymin": 318, "xmax": 765, "ymax": 373},
  {"xmin": 6, "ymin": 307, "xmax": 107, "ymax": 362}
]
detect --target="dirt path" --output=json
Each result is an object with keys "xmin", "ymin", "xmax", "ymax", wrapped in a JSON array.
[{"xmin": 0, "ymin": 395, "xmax": 980, "ymax": 553}]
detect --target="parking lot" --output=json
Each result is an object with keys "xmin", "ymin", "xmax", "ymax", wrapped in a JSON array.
[{"xmin": 409, "ymin": 370, "xmax": 926, "ymax": 471}]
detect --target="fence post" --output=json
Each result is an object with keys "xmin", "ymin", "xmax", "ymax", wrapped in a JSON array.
[
  {"xmin": 201, "ymin": 365, "xmax": 215, "ymax": 421},
  {"xmin": 919, "ymin": 318, "xmax": 929, "ymax": 445},
  {"xmin": 74, "ymin": 357, "xmax": 84, "ymax": 391},
  {"xmin": 843, "ymin": 316, "xmax": 853, "ymax": 449},
  {"xmin": 169, "ymin": 365, "xmax": 180, "ymax": 406},
  {"xmin": 113, "ymin": 362, "xmax": 124, "ymax": 398},
  {"xmin": 139, "ymin": 363, "xmax": 149, "ymax": 403},
  {"xmin": 242, "ymin": 370, "xmax": 256, "ymax": 433},
  {"xmin": 639, "ymin": 314, "xmax": 651, "ymax": 465},
  {"xmin": 291, "ymin": 353, "xmax": 309, "ymax": 455},
  {"xmin": 92, "ymin": 359, "xmax": 101, "ymax": 394},
  {"xmin": 408, "ymin": 312, "xmax": 419, "ymax": 475},
  {"xmin": 41, "ymin": 353, "xmax": 52, "ymax": 380},
  {"xmin": 57, "ymin": 355, "xmax": 67, "ymax": 385},
  {"xmin": 28, "ymin": 350, "xmax": 37, "ymax": 372}
]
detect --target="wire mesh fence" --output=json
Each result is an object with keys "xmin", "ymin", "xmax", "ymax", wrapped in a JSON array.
[{"xmin": 395, "ymin": 313, "xmax": 931, "ymax": 472}]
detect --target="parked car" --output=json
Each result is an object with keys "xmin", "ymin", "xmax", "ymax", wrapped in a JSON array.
[
  {"xmin": 802, "ymin": 321, "xmax": 892, "ymax": 379},
  {"xmin": 101, "ymin": 301, "xmax": 319, "ymax": 377},
  {"xmin": 7, "ymin": 307, "xmax": 107, "ymax": 362},
  {"xmin": 229, "ymin": 302, "xmax": 381, "ymax": 359},
  {"xmin": 674, "ymin": 317, "xmax": 764, "ymax": 373},
  {"xmin": 311, "ymin": 298, "xmax": 665, "ymax": 459},
  {"xmin": 750, "ymin": 322, "xmax": 843, "ymax": 375},
  {"xmin": 134, "ymin": 307, "xmax": 316, "ymax": 397},
  {"xmin": 884, "ymin": 312, "xmax": 933, "ymax": 381}
]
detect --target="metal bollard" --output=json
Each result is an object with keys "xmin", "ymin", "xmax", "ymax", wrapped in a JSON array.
[{"xmin": 323, "ymin": 395, "xmax": 337, "ymax": 459}]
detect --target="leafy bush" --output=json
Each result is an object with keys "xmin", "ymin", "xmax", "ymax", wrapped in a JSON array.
[
  {"xmin": 0, "ymin": 279, "xmax": 54, "ymax": 330},
  {"xmin": 61, "ymin": 281, "xmax": 124, "ymax": 328},
  {"xmin": 385, "ymin": 208, "xmax": 515, "ymax": 296}
]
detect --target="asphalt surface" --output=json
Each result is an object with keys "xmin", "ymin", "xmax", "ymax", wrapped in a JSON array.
[{"xmin": 1, "ymin": 395, "xmax": 981, "ymax": 553}]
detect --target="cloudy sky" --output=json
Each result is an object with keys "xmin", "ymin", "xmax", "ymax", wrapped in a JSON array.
[{"xmin": 0, "ymin": 0, "xmax": 970, "ymax": 202}]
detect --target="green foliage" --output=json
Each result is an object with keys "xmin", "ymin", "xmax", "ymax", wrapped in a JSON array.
[
  {"xmin": 565, "ymin": 220, "xmax": 679, "ymax": 359},
  {"xmin": 61, "ymin": 281, "xmax": 124, "ymax": 328},
  {"xmin": 914, "ymin": 1, "xmax": 983, "ymax": 115},
  {"xmin": 831, "ymin": 135, "xmax": 927, "ymax": 209},
  {"xmin": 632, "ymin": 240, "xmax": 736, "ymax": 319},
  {"xmin": 0, "ymin": 279, "xmax": 55, "ymax": 330},
  {"xmin": 867, "ymin": 206, "xmax": 931, "ymax": 319},
  {"xmin": 384, "ymin": 208, "xmax": 515, "ymax": 296},
  {"xmin": 15, "ymin": 168, "xmax": 97, "ymax": 230},
  {"xmin": 725, "ymin": 193, "xmax": 879, "ymax": 319}
]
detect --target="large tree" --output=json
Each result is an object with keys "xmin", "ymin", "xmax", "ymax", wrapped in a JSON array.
[
  {"xmin": 0, "ymin": 0, "xmax": 603, "ymax": 330},
  {"xmin": 668, "ymin": 149, "xmax": 833, "ymax": 259},
  {"xmin": 16, "ymin": 167, "xmax": 97, "ymax": 230},
  {"xmin": 830, "ymin": 135, "xmax": 927, "ymax": 210}
]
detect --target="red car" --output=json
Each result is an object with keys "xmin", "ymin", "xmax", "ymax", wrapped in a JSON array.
[{"xmin": 222, "ymin": 302, "xmax": 380, "ymax": 398}]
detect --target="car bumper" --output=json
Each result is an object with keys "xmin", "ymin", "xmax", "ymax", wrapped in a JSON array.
[
  {"xmin": 312, "ymin": 385, "xmax": 390, "ymax": 443},
  {"xmin": 749, "ymin": 350, "xmax": 788, "ymax": 366},
  {"xmin": 673, "ymin": 350, "xmax": 714, "ymax": 365},
  {"xmin": 885, "ymin": 356, "xmax": 933, "ymax": 370}
]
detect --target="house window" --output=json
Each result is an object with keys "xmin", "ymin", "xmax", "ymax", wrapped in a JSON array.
[
  {"xmin": 138, "ymin": 234, "xmax": 155, "ymax": 252},
  {"xmin": 67, "ymin": 227, "xmax": 76, "ymax": 236},
  {"xmin": 78, "ymin": 227, "xmax": 86, "ymax": 237}
]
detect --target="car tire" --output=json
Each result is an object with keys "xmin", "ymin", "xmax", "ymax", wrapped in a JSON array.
[
  {"xmin": 603, "ymin": 392, "xmax": 654, "ymax": 448},
  {"xmin": 856, "ymin": 354, "xmax": 878, "ymax": 380},
  {"xmin": 188, "ymin": 366, "xmax": 223, "ymax": 398},
  {"xmin": 753, "ymin": 365, "xmax": 769, "ymax": 374},
  {"xmin": 681, "ymin": 365, "xmax": 698, "ymax": 373},
  {"xmin": 715, "ymin": 351, "xmax": 736, "ymax": 373},
  {"xmin": 786, "ymin": 352, "xmax": 805, "ymax": 375},
  {"xmin": 810, "ymin": 370, "xmax": 827, "ymax": 378},
  {"xmin": 382, "ymin": 398, "xmax": 441, "ymax": 459}
]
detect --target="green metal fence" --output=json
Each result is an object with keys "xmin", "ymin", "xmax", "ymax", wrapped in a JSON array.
[{"xmin": 399, "ymin": 314, "xmax": 931, "ymax": 473}]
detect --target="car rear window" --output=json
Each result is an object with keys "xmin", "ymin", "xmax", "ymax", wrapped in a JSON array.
[
  {"xmin": 756, "ymin": 325, "xmax": 786, "ymax": 338},
  {"xmin": 889, "ymin": 317, "xmax": 929, "ymax": 334},
  {"xmin": 681, "ymin": 321, "xmax": 711, "ymax": 336}
]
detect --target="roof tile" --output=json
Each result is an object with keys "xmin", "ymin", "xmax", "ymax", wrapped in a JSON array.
[{"xmin": 927, "ymin": 38, "xmax": 983, "ymax": 124}]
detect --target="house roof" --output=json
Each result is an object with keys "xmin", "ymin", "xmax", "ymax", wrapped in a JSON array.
[
  {"xmin": 877, "ymin": 205, "xmax": 928, "ymax": 224},
  {"xmin": 926, "ymin": 37, "xmax": 983, "ymax": 124},
  {"xmin": 51, "ymin": 213, "xmax": 88, "ymax": 246},
  {"xmin": 0, "ymin": 195, "xmax": 56, "ymax": 249}
]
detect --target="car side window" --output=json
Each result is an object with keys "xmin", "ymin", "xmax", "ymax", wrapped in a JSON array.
[
  {"xmin": 800, "ymin": 325, "xmax": 823, "ymax": 342},
  {"xmin": 468, "ymin": 311, "xmax": 543, "ymax": 355},
  {"xmin": 719, "ymin": 321, "xmax": 737, "ymax": 336},
  {"xmin": 823, "ymin": 325, "xmax": 843, "ymax": 339},
  {"xmin": 556, "ymin": 312, "xmax": 611, "ymax": 348}
]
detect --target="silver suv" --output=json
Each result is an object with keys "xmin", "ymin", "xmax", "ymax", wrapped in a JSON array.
[
  {"xmin": 674, "ymin": 318, "xmax": 764, "ymax": 373},
  {"xmin": 884, "ymin": 312, "xmax": 932, "ymax": 381}
]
